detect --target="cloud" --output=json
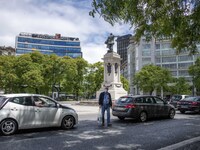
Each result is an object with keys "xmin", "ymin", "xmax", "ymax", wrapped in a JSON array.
[{"xmin": 0, "ymin": 0, "xmax": 132, "ymax": 64}]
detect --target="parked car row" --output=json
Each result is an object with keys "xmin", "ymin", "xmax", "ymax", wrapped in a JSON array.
[{"xmin": 2, "ymin": 93, "xmax": 198, "ymax": 136}]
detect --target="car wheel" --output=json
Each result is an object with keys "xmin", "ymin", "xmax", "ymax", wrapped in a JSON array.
[
  {"xmin": 180, "ymin": 110, "xmax": 185, "ymax": 114},
  {"xmin": 118, "ymin": 116, "xmax": 125, "ymax": 120},
  {"xmin": 168, "ymin": 109, "xmax": 175, "ymax": 119},
  {"xmin": 61, "ymin": 116, "xmax": 75, "ymax": 129},
  {"xmin": 0, "ymin": 119, "xmax": 17, "ymax": 136},
  {"xmin": 139, "ymin": 111, "xmax": 147, "ymax": 122}
]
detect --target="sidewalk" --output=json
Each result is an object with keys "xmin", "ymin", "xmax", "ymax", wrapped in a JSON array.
[{"xmin": 60, "ymin": 101, "xmax": 99, "ymax": 115}]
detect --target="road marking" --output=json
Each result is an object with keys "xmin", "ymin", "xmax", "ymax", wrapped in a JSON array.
[{"xmin": 158, "ymin": 136, "xmax": 200, "ymax": 150}]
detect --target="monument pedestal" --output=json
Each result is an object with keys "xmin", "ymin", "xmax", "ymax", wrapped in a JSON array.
[{"xmin": 96, "ymin": 51, "xmax": 127, "ymax": 100}]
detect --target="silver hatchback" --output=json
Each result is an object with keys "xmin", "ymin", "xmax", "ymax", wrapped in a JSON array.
[{"xmin": 0, "ymin": 94, "xmax": 78, "ymax": 135}]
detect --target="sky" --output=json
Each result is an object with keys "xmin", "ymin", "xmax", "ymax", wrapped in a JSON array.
[{"xmin": 0, "ymin": 0, "xmax": 132, "ymax": 64}]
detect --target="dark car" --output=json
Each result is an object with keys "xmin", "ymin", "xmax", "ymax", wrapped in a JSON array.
[
  {"xmin": 112, "ymin": 95, "xmax": 175, "ymax": 122},
  {"xmin": 169, "ymin": 95, "xmax": 191, "ymax": 108},
  {"xmin": 177, "ymin": 96, "xmax": 200, "ymax": 114}
]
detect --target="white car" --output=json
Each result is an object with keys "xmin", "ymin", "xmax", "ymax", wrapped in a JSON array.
[{"xmin": 0, "ymin": 94, "xmax": 78, "ymax": 135}]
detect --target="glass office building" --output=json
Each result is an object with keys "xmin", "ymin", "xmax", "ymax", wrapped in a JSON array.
[
  {"xmin": 116, "ymin": 34, "xmax": 132, "ymax": 79},
  {"xmin": 128, "ymin": 37, "xmax": 200, "ymax": 95},
  {"xmin": 15, "ymin": 32, "xmax": 82, "ymax": 58}
]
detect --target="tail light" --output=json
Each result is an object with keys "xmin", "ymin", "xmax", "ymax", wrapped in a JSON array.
[
  {"xmin": 125, "ymin": 104, "xmax": 136, "ymax": 108},
  {"xmin": 191, "ymin": 102, "xmax": 198, "ymax": 106}
]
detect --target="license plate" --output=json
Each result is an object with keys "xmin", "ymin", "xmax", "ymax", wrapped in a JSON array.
[
  {"xmin": 181, "ymin": 105, "xmax": 188, "ymax": 108},
  {"xmin": 115, "ymin": 107, "xmax": 125, "ymax": 111}
]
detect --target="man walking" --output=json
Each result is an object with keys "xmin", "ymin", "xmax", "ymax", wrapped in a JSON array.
[{"xmin": 99, "ymin": 87, "xmax": 112, "ymax": 127}]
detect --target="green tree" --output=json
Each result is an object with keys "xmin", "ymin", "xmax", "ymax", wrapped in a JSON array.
[
  {"xmin": 169, "ymin": 77, "xmax": 191, "ymax": 95},
  {"xmin": 0, "ymin": 56, "xmax": 17, "ymax": 93},
  {"xmin": 15, "ymin": 53, "xmax": 44, "ymax": 93},
  {"xmin": 72, "ymin": 58, "xmax": 88, "ymax": 100},
  {"xmin": 84, "ymin": 62, "xmax": 104, "ymax": 99},
  {"xmin": 90, "ymin": 0, "xmax": 200, "ymax": 54},
  {"xmin": 61, "ymin": 57, "xmax": 77, "ymax": 95},
  {"xmin": 134, "ymin": 64, "xmax": 172, "ymax": 95},
  {"xmin": 121, "ymin": 76, "xmax": 129, "ymax": 92},
  {"xmin": 189, "ymin": 57, "xmax": 200, "ymax": 95}
]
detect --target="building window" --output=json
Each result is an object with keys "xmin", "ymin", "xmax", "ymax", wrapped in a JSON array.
[
  {"xmin": 155, "ymin": 57, "xmax": 161, "ymax": 63},
  {"xmin": 155, "ymin": 50, "xmax": 160, "ymax": 56},
  {"xmin": 155, "ymin": 44, "xmax": 160, "ymax": 49},
  {"xmin": 179, "ymin": 70, "xmax": 189, "ymax": 76},
  {"xmin": 162, "ymin": 64, "xmax": 177, "ymax": 70},
  {"xmin": 178, "ymin": 63, "xmax": 193, "ymax": 69},
  {"xmin": 178, "ymin": 55, "xmax": 193, "ymax": 61},
  {"xmin": 161, "ymin": 43, "xmax": 171, "ymax": 49},
  {"xmin": 170, "ymin": 71, "xmax": 177, "ymax": 76},
  {"xmin": 162, "ymin": 56, "xmax": 176, "ymax": 63},
  {"xmin": 142, "ymin": 44, "xmax": 151, "ymax": 49},
  {"xmin": 162, "ymin": 49, "xmax": 176, "ymax": 56}
]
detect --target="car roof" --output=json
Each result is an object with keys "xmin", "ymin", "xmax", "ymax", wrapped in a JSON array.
[
  {"xmin": 0, "ymin": 93, "xmax": 48, "ymax": 98},
  {"xmin": 121, "ymin": 95, "xmax": 156, "ymax": 98},
  {"xmin": 172, "ymin": 95, "xmax": 190, "ymax": 96}
]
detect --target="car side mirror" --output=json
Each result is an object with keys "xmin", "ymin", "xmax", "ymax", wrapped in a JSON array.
[{"xmin": 56, "ymin": 103, "xmax": 60, "ymax": 108}]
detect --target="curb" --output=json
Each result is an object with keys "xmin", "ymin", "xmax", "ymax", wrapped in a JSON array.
[{"xmin": 158, "ymin": 136, "xmax": 200, "ymax": 150}]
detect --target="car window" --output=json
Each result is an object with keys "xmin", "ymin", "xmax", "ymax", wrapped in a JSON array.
[
  {"xmin": 135, "ymin": 97, "xmax": 145, "ymax": 103},
  {"xmin": 9, "ymin": 97, "xmax": 33, "ymax": 106},
  {"xmin": 185, "ymin": 96, "xmax": 191, "ymax": 98},
  {"xmin": 171, "ymin": 95, "xmax": 182, "ymax": 101},
  {"xmin": 117, "ymin": 97, "xmax": 133, "ymax": 104},
  {"xmin": 144, "ymin": 97, "xmax": 155, "ymax": 104},
  {"xmin": 10, "ymin": 97, "xmax": 25, "ymax": 105},
  {"xmin": 33, "ymin": 96, "xmax": 56, "ymax": 107},
  {"xmin": 23, "ymin": 97, "xmax": 33, "ymax": 106},
  {"xmin": 183, "ymin": 97, "xmax": 199, "ymax": 101},
  {"xmin": 154, "ymin": 97, "xmax": 164, "ymax": 104},
  {"xmin": 0, "ymin": 96, "xmax": 8, "ymax": 108}
]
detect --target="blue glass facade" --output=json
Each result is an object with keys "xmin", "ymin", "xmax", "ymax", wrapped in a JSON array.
[{"xmin": 15, "ymin": 33, "xmax": 82, "ymax": 58}]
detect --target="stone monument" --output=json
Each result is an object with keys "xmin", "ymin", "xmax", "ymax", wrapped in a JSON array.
[{"xmin": 96, "ymin": 33, "xmax": 128, "ymax": 100}]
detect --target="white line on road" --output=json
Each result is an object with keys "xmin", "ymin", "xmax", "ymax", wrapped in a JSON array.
[{"xmin": 158, "ymin": 136, "xmax": 200, "ymax": 150}]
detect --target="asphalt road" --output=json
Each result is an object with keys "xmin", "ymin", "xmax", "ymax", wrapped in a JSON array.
[{"xmin": 0, "ymin": 107, "xmax": 200, "ymax": 150}]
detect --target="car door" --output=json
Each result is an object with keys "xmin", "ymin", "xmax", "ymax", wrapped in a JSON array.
[
  {"xmin": 33, "ymin": 96, "xmax": 61, "ymax": 127},
  {"xmin": 143, "ymin": 96, "xmax": 157, "ymax": 118},
  {"xmin": 154, "ymin": 97, "xmax": 169, "ymax": 117},
  {"xmin": 7, "ymin": 96, "xmax": 36, "ymax": 129}
]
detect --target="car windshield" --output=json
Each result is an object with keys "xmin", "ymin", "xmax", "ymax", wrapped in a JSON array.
[
  {"xmin": 171, "ymin": 95, "xmax": 182, "ymax": 101},
  {"xmin": 182, "ymin": 97, "xmax": 199, "ymax": 101},
  {"xmin": 0, "ymin": 96, "xmax": 8, "ymax": 107},
  {"xmin": 117, "ymin": 97, "xmax": 133, "ymax": 104}
]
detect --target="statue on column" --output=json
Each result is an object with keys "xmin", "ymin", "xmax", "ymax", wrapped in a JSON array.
[{"xmin": 105, "ymin": 33, "xmax": 118, "ymax": 52}]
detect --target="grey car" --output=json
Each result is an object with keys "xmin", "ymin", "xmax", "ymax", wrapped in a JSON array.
[
  {"xmin": 0, "ymin": 94, "xmax": 78, "ymax": 135},
  {"xmin": 112, "ymin": 95, "xmax": 175, "ymax": 122}
]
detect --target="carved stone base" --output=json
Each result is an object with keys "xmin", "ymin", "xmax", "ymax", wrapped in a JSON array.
[{"xmin": 96, "ymin": 82, "xmax": 127, "ymax": 100}]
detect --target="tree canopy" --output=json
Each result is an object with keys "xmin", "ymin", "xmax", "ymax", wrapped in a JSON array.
[
  {"xmin": 0, "ymin": 52, "xmax": 102, "ymax": 99},
  {"xmin": 90, "ymin": 0, "xmax": 200, "ymax": 54},
  {"xmin": 133, "ymin": 64, "xmax": 172, "ymax": 95}
]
